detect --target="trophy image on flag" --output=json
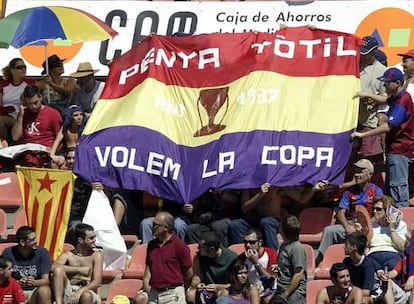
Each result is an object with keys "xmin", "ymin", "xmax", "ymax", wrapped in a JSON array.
[{"xmin": 194, "ymin": 86, "xmax": 229, "ymax": 137}]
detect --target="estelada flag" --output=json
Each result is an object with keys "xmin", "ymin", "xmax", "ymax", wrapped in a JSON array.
[{"xmin": 16, "ymin": 166, "xmax": 74, "ymax": 260}]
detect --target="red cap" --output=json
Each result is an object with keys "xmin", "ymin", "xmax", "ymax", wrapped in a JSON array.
[{"xmin": 397, "ymin": 49, "xmax": 414, "ymax": 58}]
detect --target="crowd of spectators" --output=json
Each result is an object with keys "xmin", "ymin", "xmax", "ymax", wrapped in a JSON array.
[{"xmin": 1, "ymin": 33, "xmax": 414, "ymax": 304}]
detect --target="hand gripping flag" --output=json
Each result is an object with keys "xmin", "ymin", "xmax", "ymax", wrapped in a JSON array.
[
  {"xmin": 17, "ymin": 166, "xmax": 74, "ymax": 260},
  {"xmin": 74, "ymin": 26, "xmax": 362, "ymax": 203}
]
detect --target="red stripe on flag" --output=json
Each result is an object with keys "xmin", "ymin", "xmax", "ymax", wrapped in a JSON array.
[
  {"xmin": 24, "ymin": 178, "xmax": 30, "ymax": 212},
  {"xmin": 31, "ymin": 198, "xmax": 39, "ymax": 229},
  {"xmin": 49, "ymin": 183, "xmax": 69, "ymax": 258},
  {"xmin": 39, "ymin": 198, "xmax": 52, "ymax": 246},
  {"xmin": 101, "ymin": 28, "xmax": 361, "ymax": 99}
]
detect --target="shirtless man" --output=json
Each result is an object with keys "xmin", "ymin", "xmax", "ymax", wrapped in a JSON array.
[
  {"xmin": 50, "ymin": 105, "xmax": 85, "ymax": 167},
  {"xmin": 229, "ymin": 183, "xmax": 282, "ymax": 250},
  {"xmin": 229, "ymin": 182, "xmax": 328, "ymax": 250},
  {"xmin": 52, "ymin": 223, "xmax": 103, "ymax": 304},
  {"xmin": 316, "ymin": 263, "xmax": 362, "ymax": 304}
]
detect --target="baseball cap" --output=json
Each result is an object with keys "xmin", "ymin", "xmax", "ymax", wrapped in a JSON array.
[
  {"xmin": 353, "ymin": 159, "xmax": 374, "ymax": 175},
  {"xmin": 397, "ymin": 49, "xmax": 414, "ymax": 58},
  {"xmin": 377, "ymin": 67, "xmax": 404, "ymax": 82},
  {"xmin": 360, "ymin": 36, "xmax": 378, "ymax": 55},
  {"xmin": 375, "ymin": 49, "xmax": 388, "ymax": 66}
]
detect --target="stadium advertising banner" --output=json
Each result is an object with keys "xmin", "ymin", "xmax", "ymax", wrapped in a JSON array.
[
  {"xmin": 0, "ymin": 0, "xmax": 414, "ymax": 76},
  {"xmin": 73, "ymin": 27, "xmax": 360, "ymax": 203}
]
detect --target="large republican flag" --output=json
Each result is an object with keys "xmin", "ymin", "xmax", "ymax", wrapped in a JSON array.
[
  {"xmin": 74, "ymin": 26, "xmax": 361, "ymax": 203},
  {"xmin": 17, "ymin": 167, "xmax": 74, "ymax": 260}
]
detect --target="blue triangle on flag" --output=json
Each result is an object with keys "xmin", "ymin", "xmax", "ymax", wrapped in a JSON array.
[{"xmin": 371, "ymin": 29, "xmax": 384, "ymax": 47}]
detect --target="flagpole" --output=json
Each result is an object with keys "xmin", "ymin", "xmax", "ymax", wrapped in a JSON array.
[{"xmin": 44, "ymin": 42, "xmax": 50, "ymax": 104}]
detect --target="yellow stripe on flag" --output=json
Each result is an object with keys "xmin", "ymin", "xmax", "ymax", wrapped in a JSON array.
[
  {"xmin": 84, "ymin": 72, "xmax": 359, "ymax": 146},
  {"xmin": 16, "ymin": 166, "xmax": 74, "ymax": 261}
]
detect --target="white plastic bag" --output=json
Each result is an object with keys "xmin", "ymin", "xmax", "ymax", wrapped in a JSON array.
[{"xmin": 83, "ymin": 189, "xmax": 127, "ymax": 270}]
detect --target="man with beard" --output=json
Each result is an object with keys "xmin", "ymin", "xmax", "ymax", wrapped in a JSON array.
[
  {"xmin": 3, "ymin": 226, "xmax": 52, "ymax": 304},
  {"xmin": 52, "ymin": 223, "xmax": 103, "ymax": 304}
]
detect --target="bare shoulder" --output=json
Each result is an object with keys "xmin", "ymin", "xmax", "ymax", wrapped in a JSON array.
[
  {"xmin": 55, "ymin": 250, "xmax": 72, "ymax": 264},
  {"xmin": 92, "ymin": 248, "xmax": 103, "ymax": 260}
]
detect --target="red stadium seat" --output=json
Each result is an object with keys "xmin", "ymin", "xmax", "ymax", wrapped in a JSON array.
[
  {"xmin": 12, "ymin": 208, "xmax": 28, "ymax": 235},
  {"xmin": 303, "ymin": 244, "xmax": 316, "ymax": 279},
  {"xmin": 0, "ymin": 209, "xmax": 8, "ymax": 240},
  {"xmin": 123, "ymin": 244, "xmax": 147, "ymax": 279},
  {"xmin": 229, "ymin": 243, "xmax": 245, "ymax": 255},
  {"xmin": 105, "ymin": 279, "xmax": 143, "ymax": 304},
  {"xmin": 306, "ymin": 279, "xmax": 332, "ymax": 304},
  {"xmin": 0, "ymin": 172, "xmax": 22, "ymax": 210},
  {"xmin": 400, "ymin": 207, "xmax": 414, "ymax": 230},
  {"xmin": 63, "ymin": 243, "xmax": 75, "ymax": 252},
  {"xmin": 299, "ymin": 207, "xmax": 334, "ymax": 244},
  {"xmin": 314, "ymin": 244, "xmax": 346, "ymax": 279},
  {"xmin": 188, "ymin": 243, "xmax": 199, "ymax": 262},
  {"xmin": 0, "ymin": 242, "xmax": 17, "ymax": 254}
]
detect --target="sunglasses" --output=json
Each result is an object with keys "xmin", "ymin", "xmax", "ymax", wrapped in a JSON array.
[
  {"xmin": 243, "ymin": 240, "xmax": 259, "ymax": 245},
  {"xmin": 374, "ymin": 207, "xmax": 384, "ymax": 212},
  {"xmin": 14, "ymin": 65, "xmax": 27, "ymax": 70},
  {"xmin": 152, "ymin": 222, "xmax": 165, "ymax": 228}
]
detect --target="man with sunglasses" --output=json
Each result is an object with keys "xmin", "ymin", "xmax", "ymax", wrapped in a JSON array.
[
  {"xmin": 352, "ymin": 67, "xmax": 414, "ymax": 208},
  {"xmin": 2, "ymin": 226, "xmax": 52, "ymax": 304},
  {"xmin": 239, "ymin": 228, "xmax": 278, "ymax": 300}
]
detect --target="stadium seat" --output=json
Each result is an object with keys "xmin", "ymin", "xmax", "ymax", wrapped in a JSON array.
[
  {"xmin": 0, "ymin": 242, "xmax": 17, "ymax": 254},
  {"xmin": 299, "ymin": 207, "xmax": 334, "ymax": 244},
  {"xmin": 123, "ymin": 244, "xmax": 147, "ymax": 279},
  {"xmin": 229, "ymin": 243, "xmax": 245, "ymax": 255},
  {"xmin": 400, "ymin": 207, "xmax": 414, "ymax": 229},
  {"xmin": 314, "ymin": 244, "xmax": 346, "ymax": 279},
  {"xmin": 0, "ymin": 172, "xmax": 23, "ymax": 210},
  {"xmin": 11, "ymin": 208, "xmax": 27, "ymax": 235},
  {"xmin": 302, "ymin": 244, "xmax": 315, "ymax": 279},
  {"xmin": 63, "ymin": 243, "xmax": 75, "ymax": 252},
  {"xmin": 306, "ymin": 279, "xmax": 331, "ymax": 304},
  {"xmin": 188, "ymin": 243, "xmax": 199, "ymax": 262},
  {"xmin": 105, "ymin": 279, "xmax": 143, "ymax": 304},
  {"xmin": 0, "ymin": 209, "xmax": 8, "ymax": 240}
]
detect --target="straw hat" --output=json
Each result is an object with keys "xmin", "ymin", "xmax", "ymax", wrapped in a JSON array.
[{"xmin": 70, "ymin": 62, "xmax": 99, "ymax": 78}]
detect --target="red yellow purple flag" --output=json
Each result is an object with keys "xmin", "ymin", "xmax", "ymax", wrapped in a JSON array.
[
  {"xmin": 75, "ymin": 26, "xmax": 362, "ymax": 203},
  {"xmin": 16, "ymin": 166, "xmax": 74, "ymax": 260}
]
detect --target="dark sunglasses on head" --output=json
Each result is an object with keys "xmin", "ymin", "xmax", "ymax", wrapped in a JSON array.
[
  {"xmin": 14, "ymin": 65, "xmax": 27, "ymax": 70},
  {"xmin": 243, "ymin": 240, "xmax": 259, "ymax": 245}
]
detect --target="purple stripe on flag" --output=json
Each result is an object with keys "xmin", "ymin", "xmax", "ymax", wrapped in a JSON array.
[{"xmin": 74, "ymin": 126, "xmax": 353, "ymax": 203}]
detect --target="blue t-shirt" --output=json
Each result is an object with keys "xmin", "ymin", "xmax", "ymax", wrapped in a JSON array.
[
  {"xmin": 3, "ymin": 246, "xmax": 52, "ymax": 289},
  {"xmin": 343, "ymin": 255, "xmax": 381, "ymax": 291}
]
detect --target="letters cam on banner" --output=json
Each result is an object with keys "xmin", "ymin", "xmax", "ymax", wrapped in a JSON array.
[
  {"xmin": 74, "ymin": 26, "xmax": 361, "ymax": 203},
  {"xmin": 17, "ymin": 167, "xmax": 74, "ymax": 260}
]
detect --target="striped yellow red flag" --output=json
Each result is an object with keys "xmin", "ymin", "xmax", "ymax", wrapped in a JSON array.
[
  {"xmin": 16, "ymin": 166, "xmax": 74, "ymax": 260},
  {"xmin": 0, "ymin": 0, "xmax": 5, "ymax": 19}
]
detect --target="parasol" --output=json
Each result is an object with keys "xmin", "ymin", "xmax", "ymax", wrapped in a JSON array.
[{"xmin": 0, "ymin": 6, "xmax": 118, "ymax": 74}]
